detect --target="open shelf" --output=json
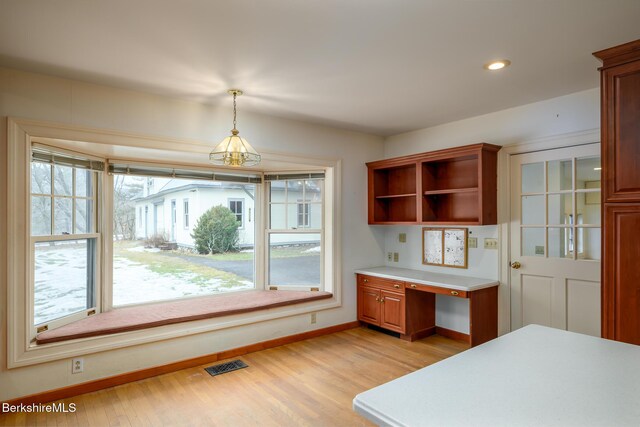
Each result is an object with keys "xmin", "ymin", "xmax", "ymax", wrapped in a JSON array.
[
  {"xmin": 422, "ymin": 191, "xmax": 480, "ymax": 223},
  {"xmin": 376, "ymin": 193, "xmax": 417, "ymax": 199},
  {"xmin": 367, "ymin": 143, "xmax": 500, "ymax": 225},
  {"xmin": 423, "ymin": 187, "xmax": 478, "ymax": 196}
]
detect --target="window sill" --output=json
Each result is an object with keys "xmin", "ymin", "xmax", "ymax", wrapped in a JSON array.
[{"xmin": 36, "ymin": 290, "xmax": 332, "ymax": 345}]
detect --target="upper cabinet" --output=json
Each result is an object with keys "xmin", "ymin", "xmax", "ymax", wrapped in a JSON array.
[
  {"xmin": 367, "ymin": 143, "xmax": 501, "ymax": 225},
  {"xmin": 594, "ymin": 40, "xmax": 640, "ymax": 203},
  {"xmin": 594, "ymin": 39, "xmax": 640, "ymax": 345}
]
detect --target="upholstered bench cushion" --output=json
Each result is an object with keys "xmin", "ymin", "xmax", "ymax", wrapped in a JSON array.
[{"xmin": 36, "ymin": 290, "xmax": 332, "ymax": 344}]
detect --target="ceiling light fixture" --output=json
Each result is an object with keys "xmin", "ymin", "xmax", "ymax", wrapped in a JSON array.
[
  {"xmin": 209, "ymin": 89, "xmax": 261, "ymax": 167},
  {"xmin": 484, "ymin": 60, "xmax": 511, "ymax": 71}
]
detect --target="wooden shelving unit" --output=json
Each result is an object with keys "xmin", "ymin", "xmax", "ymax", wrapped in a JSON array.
[{"xmin": 367, "ymin": 143, "xmax": 501, "ymax": 225}]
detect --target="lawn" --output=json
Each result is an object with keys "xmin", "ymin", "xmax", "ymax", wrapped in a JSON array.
[{"xmin": 34, "ymin": 240, "xmax": 319, "ymax": 326}]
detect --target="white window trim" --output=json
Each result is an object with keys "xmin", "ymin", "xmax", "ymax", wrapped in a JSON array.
[
  {"xmin": 6, "ymin": 118, "xmax": 342, "ymax": 368},
  {"xmin": 228, "ymin": 198, "xmax": 245, "ymax": 229},
  {"xmin": 183, "ymin": 198, "xmax": 189, "ymax": 229}
]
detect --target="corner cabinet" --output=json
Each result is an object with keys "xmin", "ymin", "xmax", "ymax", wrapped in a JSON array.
[
  {"xmin": 367, "ymin": 143, "xmax": 501, "ymax": 225},
  {"xmin": 594, "ymin": 39, "xmax": 640, "ymax": 345}
]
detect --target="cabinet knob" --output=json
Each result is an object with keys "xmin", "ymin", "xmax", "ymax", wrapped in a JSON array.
[
  {"xmin": 363, "ymin": 278, "xmax": 369, "ymax": 283},
  {"xmin": 394, "ymin": 284, "xmax": 400, "ymax": 289},
  {"xmin": 380, "ymin": 297, "xmax": 385, "ymax": 303},
  {"xmin": 410, "ymin": 284, "xmax": 417, "ymax": 289},
  {"xmin": 450, "ymin": 291, "xmax": 459, "ymax": 296}
]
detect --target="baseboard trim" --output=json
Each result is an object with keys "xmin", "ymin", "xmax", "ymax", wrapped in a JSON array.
[
  {"xmin": 436, "ymin": 326, "xmax": 471, "ymax": 344},
  {"xmin": 401, "ymin": 326, "xmax": 436, "ymax": 341},
  {"xmin": 4, "ymin": 321, "xmax": 360, "ymax": 406}
]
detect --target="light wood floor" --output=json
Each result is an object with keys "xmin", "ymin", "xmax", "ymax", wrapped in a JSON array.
[{"xmin": 0, "ymin": 327, "xmax": 468, "ymax": 427}]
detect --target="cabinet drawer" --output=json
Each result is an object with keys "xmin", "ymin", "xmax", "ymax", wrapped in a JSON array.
[
  {"xmin": 357, "ymin": 274, "xmax": 405, "ymax": 293},
  {"xmin": 405, "ymin": 282, "xmax": 467, "ymax": 298}
]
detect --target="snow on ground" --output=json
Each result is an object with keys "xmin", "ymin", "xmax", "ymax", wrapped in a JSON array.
[
  {"xmin": 34, "ymin": 244, "xmax": 252, "ymax": 325},
  {"xmin": 112, "ymin": 257, "xmax": 252, "ymax": 306}
]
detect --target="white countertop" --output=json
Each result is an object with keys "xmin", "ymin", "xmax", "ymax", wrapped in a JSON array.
[
  {"xmin": 353, "ymin": 325, "xmax": 640, "ymax": 427},
  {"xmin": 354, "ymin": 266, "xmax": 498, "ymax": 291}
]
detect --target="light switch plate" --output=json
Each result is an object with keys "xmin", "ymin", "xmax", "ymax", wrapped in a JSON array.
[
  {"xmin": 484, "ymin": 238, "xmax": 498, "ymax": 249},
  {"xmin": 398, "ymin": 233, "xmax": 407, "ymax": 243},
  {"xmin": 468, "ymin": 237, "xmax": 478, "ymax": 248},
  {"xmin": 393, "ymin": 252, "xmax": 399, "ymax": 262}
]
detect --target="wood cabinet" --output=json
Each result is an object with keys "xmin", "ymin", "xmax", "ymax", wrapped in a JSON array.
[
  {"xmin": 356, "ymin": 271, "xmax": 498, "ymax": 346},
  {"xmin": 594, "ymin": 39, "xmax": 640, "ymax": 345},
  {"xmin": 367, "ymin": 143, "xmax": 501, "ymax": 225},
  {"xmin": 356, "ymin": 274, "xmax": 432, "ymax": 338}
]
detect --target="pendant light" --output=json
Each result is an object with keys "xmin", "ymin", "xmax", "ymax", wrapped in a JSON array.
[{"xmin": 209, "ymin": 89, "xmax": 261, "ymax": 167}]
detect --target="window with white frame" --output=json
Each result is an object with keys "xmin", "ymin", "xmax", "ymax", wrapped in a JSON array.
[
  {"xmin": 228, "ymin": 198, "xmax": 244, "ymax": 228},
  {"xmin": 8, "ymin": 121, "xmax": 340, "ymax": 368},
  {"xmin": 183, "ymin": 199, "xmax": 189, "ymax": 228},
  {"xmin": 266, "ymin": 174, "xmax": 324, "ymax": 290},
  {"xmin": 18, "ymin": 136, "xmax": 333, "ymax": 360},
  {"xmin": 297, "ymin": 202, "xmax": 310, "ymax": 228},
  {"xmin": 30, "ymin": 149, "xmax": 102, "ymax": 331}
]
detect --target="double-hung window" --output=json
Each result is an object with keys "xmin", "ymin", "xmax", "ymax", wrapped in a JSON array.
[
  {"xmin": 228, "ymin": 199, "xmax": 244, "ymax": 228},
  {"xmin": 30, "ymin": 148, "xmax": 103, "ymax": 333},
  {"xmin": 266, "ymin": 173, "xmax": 324, "ymax": 291}
]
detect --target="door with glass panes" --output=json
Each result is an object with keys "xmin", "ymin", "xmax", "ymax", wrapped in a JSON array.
[{"xmin": 510, "ymin": 143, "xmax": 601, "ymax": 336}]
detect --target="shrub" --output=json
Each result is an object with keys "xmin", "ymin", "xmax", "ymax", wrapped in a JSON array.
[{"xmin": 191, "ymin": 206, "xmax": 239, "ymax": 254}]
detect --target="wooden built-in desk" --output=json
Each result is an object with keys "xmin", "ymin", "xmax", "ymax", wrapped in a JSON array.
[{"xmin": 355, "ymin": 267, "xmax": 498, "ymax": 347}]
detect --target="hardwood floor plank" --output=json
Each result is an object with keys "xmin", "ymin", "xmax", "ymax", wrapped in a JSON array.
[{"xmin": 0, "ymin": 327, "xmax": 468, "ymax": 426}]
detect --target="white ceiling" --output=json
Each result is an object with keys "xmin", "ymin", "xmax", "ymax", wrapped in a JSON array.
[{"xmin": 1, "ymin": 0, "xmax": 639, "ymax": 136}]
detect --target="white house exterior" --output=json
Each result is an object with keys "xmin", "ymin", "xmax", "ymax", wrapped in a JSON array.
[
  {"xmin": 134, "ymin": 178, "xmax": 257, "ymax": 248},
  {"xmin": 134, "ymin": 177, "xmax": 322, "ymax": 249}
]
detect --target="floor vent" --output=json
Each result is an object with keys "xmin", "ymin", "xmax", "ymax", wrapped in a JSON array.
[{"xmin": 204, "ymin": 360, "xmax": 248, "ymax": 377}]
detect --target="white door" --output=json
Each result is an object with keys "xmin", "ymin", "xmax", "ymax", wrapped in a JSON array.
[{"xmin": 510, "ymin": 143, "xmax": 601, "ymax": 336}]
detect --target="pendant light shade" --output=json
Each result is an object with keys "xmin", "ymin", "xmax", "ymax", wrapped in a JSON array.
[{"xmin": 210, "ymin": 89, "xmax": 261, "ymax": 167}]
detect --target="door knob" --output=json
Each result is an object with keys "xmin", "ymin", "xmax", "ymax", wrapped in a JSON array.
[{"xmin": 510, "ymin": 261, "xmax": 521, "ymax": 269}]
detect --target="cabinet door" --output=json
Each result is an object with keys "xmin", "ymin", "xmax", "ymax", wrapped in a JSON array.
[
  {"xmin": 603, "ymin": 204, "xmax": 640, "ymax": 344},
  {"xmin": 380, "ymin": 290, "xmax": 406, "ymax": 333},
  {"xmin": 358, "ymin": 285, "xmax": 381, "ymax": 325},
  {"xmin": 602, "ymin": 61, "xmax": 640, "ymax": 202}
]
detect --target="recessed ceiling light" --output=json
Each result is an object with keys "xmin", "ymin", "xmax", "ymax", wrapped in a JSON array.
[{"xmin": 484, "ymin": 60, "xmax": 511, "ymax": 71}]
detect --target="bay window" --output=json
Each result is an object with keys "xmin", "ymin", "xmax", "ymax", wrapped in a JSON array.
[{"xmin": 8, "ymin": 118, "xmax": 339, "ymax": 368}]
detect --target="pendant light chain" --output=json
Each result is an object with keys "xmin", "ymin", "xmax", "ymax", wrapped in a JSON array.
[{"xmin": 233, "ymin": 92, "xmax": 237, "ymax": 130}]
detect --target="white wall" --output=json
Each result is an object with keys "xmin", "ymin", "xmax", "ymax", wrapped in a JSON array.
[
  {"xmin": 381, "ymin": 88, "xmax": 600, "ymax": 334},
  {"xmin": 0, "ymin": 66, "xmax": 385, "ymax": 400}
]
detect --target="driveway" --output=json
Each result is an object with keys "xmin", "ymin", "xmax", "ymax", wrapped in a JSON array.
[{"xmin": 169, "ymin": 253, "xmax": 321, "ymax": 286}]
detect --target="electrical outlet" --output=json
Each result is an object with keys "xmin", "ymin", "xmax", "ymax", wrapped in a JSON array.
[
  {"xmin": 398, "ymin": 233, "xmax": 407, "ymax": 243},
  {"xmin": 387, "ymin": 252, "xmax": 393, "ymax": 261},
  {"xmin": 484, "ymin": 238, "xmax": 498, "ymax": 249},
  {"xmin": 310, "ymin": 313, "xmax": 317, "ymax": 324},
  {"xmin": 72, "ymin": 358, "xmax": 84, "ymax": 374},
  {"xmin": 468, "ymin": 237, "xmax": 478, "ymax": 248},
  {"xmin": 393, "ymin": 252, "xmax": 399, "ymax": 262}
]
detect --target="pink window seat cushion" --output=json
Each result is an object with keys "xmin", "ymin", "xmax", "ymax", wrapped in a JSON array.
[{"xmin": 36, "ymin": 290, "xmax": 332, "ymax": 345}]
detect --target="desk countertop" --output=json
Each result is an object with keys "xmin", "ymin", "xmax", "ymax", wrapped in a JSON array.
[
  {"xmin": 354, "ymin": 266, "xmax": 498, "ymax": 292},
  {"xmin": 353, "ymin": 324, "xmax": 640, "ymax": 427}
]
